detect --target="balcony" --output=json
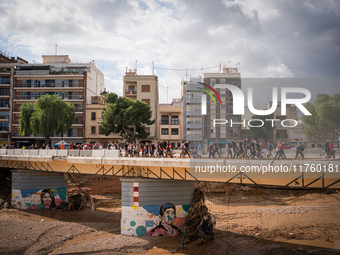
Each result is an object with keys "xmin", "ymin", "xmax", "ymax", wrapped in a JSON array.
[
  {"xmin": 159, "ymin": 120, "xmax": 180, "ymax": 125},
  {"xmin": 186, "ymin": 97, "xmax": 201, "ymax": 103},
  {"xmin": 159, "ymin": 134, "xmax": 180, "ymax": 140},
  {"xmin": 0, "ymin": 92, "xmax": 10, "ymax": 96},
  {"xmin": 125, "ymin": 89, "xmax": 137, "ymax": 96},
  {"xmin": 186, "ymin": 110, "xmax": 201, "ymax": 116},
  {"xmin": 14, "ymin": 83, "xmax": 84, "ymax": 89},
  {"xmin": 13, "ymin": 95, "xmax": 84, "ymax": 100},
  {"xmin": 186, "ymin": 122, "xmax": 202, "ymax": 129},
  {"xmin": 0, "ymin": 104, "xmax": 10, "ymax": 108},
  {"xmin": 0, "ymin": 127, "xmax": 9, "ymax": 132},
  {"xmin": 0, "ymin": 115, "xmax": 10, "ymax": 120}
]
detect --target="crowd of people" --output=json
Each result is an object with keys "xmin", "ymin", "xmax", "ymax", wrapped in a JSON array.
[{"xmin": 0, "ymin": 138, "xmax": 337, "ymax": 160}]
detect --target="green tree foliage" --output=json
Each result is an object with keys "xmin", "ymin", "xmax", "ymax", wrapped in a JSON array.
[
  {"xmin": 100, "ymin": 92, "xmax": 155, "ymax": 141},
  {"xmin": 302, "ymin": 93, "xmax": 340, "ymax": 140},
  {"xmin": 19, "ymin": 94, "xmax": 75, "ymax": 144},
  {"xmin": 249, "ymin": 113, "xmax": 275, "ymax": 141}
]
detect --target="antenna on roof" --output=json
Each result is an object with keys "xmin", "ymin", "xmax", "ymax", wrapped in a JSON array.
[{"xmin": 55, "ymin": 44, "xmax": 58, "ymax": 55}]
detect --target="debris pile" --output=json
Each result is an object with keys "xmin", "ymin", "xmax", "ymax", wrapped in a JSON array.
[{"xmin": 182, "ymin": 187, "xmax": 216, "ymax": 246}]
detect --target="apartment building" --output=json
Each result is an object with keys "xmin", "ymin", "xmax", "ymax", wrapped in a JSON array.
[
  {"xmin": 12, "ymin": 55, "xmax": 104, "ymax": 147},
  {"xmin": 123, "ymin": 69, "xmax": 158, "ymax": 140},
  {"xmin": 157, "ymin": 98, "xmax": 183, "ymax": 149},
  {"xmin": 0, "ymin": 50, "xmax": 28, "ymax": 145},
  {"xmin": 85, "ymin": 90, "xmax": 122, "ymax": 145},
  {"xmin": 183, "ymin": 67, "xmax": 242, "ymax": 149}
]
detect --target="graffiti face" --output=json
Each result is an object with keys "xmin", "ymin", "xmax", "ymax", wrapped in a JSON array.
[
  {"xmin": 42, "ymin": 192, "xmax": 52, "ymax": 208},
  {"xmin": 162, "ymin": 208, "xmax": 176, "ymax": 225}
]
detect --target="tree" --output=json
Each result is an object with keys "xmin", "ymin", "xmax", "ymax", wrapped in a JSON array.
[
  {"xmin": 19, "ymin": 94, "xmax": 75, "ymax": 145},
  {"xmin": 100, "ymin": 92, "xmax": 155, "ymax": 141},
  {"xmin": 249, "ymin": 113, "xmax": 275, "ymax": 141},
  {"xmin": 302, "ymin": 93, "xmax": 340, "ymax": 140}
]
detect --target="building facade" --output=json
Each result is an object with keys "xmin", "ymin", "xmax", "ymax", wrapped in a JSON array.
[
  {"xmin": 157, "ymin": 99, "xmax": 183, "ymax": 149},
  {"xmin": 85, "ymin": 91, "xmax": 123, "ymax": 146},
  {"xmin": 0, "ymin": 50, "xmax": 28, "ymax": 145},
  {"xmin": 183, "ymin": 67, "xmax": 242, "ymax": 149},
  {"xmin": 11, "ymin": 55, "xmax": 104, "ymax": 147},
  {"xmin": 123, "ymin": 69, "xmax": 158, "ymax": 140}
]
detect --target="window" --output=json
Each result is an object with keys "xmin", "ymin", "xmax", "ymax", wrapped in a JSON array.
[
  {"xmin": 210, "ymin": 79, "xmax": 216, "ymax": 86},
  {"xmin": 171, "ymin": 128, "xmax": 179, "ymax": 135},
  {"xmin": 220, "ymin": 79, "xmax": 226, "ymax": 84},
  {"xmin": 142, "ymin": 99, "xmax": 150, "ymax": 106},
  {"xmin": 91, "ymin": 112, "xmax": 96, "ymax": 120},
  {"xmin": 142, "ymin": 85, "xmax": 150, "ymax": 92},
  {"xmin": 145, "ymin": 127, "xmax": 150, "ymax": 133},
  {"xmin": 91, "ymin": 126, "xmax": 96, "ymax": 134},
  {"xmin": 73, "ymin": 128, "xmax": 78, "ymax": 137},
  {"xmin": 161, "ymin": 128, "xmax": 169, "ymax": 135},
  {"xmin": 230, "ymin": 129, "xmax": 238, "ymax": 134},
  {"xmin": 171, "ymin": 115, "xmax": 179, "ymax": 125},
  {"xmin": 161, "ymin": 115, "xmax": 169, "ymax": 124},
  {"xmin": 221, "ymin": 104, "xmax": 226, "ymax": 109}
]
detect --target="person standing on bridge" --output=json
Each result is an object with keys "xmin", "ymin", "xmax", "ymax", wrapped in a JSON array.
[
  {"xmin": 295, "ymin": 138, "xmax": 305, "ymax": 160},
  {"xmin": 267, "ymin": 140, "xmax": 274, "ymax": 158},
  {"xmin": 327, "ymin": 140, "xmax": 335, "ymax": 159}
]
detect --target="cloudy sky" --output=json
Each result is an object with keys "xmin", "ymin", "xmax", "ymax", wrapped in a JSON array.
[{"xmin": 0, "ymin": 0, "xmax": 339, "ymax": 104}]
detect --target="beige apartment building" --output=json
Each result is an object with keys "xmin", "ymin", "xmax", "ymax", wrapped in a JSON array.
[
  {"xmin": 11, "ymin": 55, "xmax": 104, "ymax": 147},
  {"xmin": 123, "ymin": 69, "xmax": 158, "ymax": 140},
  {"xmin": 85, "ymin": 91, "xmax": 122, "ymax": 146},
  {"xmin": 157, "ymin": 99, "xmax": 183, "ymax": 149}
]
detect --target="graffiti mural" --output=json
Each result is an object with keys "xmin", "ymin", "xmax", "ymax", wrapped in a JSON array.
[
  {"xmin": 121, "ymin": 203, "xmax": 190, "ymax": 236},
  {"xmin": 11, "ymin": 187, "xmax": 67, "ymax": 209},
  {"xmin": 146, "ymin": 203, "xmax": 181, "ymax": 236}
]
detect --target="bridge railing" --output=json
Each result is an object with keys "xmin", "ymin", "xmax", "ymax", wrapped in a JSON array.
[{"xmin": 0, "ymin": 149, "xmax": 121, "ymax": 158}]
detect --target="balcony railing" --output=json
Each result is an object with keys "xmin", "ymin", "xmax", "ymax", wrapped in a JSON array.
[
  {"xmin": 14, "ymin": 83, "xmax": 83, "ymax": 88},
  {"xmin": 159, "ymin": 120, "xmax": 180, "ymax": 125},
  {"xmin": 125, "ymin": 89, "xmax": 137, "ymax": 95},
  {"xmin": 13, "ymin": 107, "xmax": 83, "ymax": 112},
  {"xmin": 0, "ymin": 115, "xmax": 9, "ymax": 120},
  {"xmin": 13, "ymin": 95, "xmax": 84, "ymax": 100},
  {"xmin": 0, "ymin": 127, "xmax": 9, "ymax": 131},
  {"xmin": 0, "ymin": 104, "xmax": 10, "ymax": 108}
]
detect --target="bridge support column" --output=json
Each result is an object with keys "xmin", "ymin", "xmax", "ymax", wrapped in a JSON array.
[
  {"xmin": 120, "ymin": 178, "xmax": 195, "ymax": 236},
  {"xmin": 11, "ymin": 170, "xmax": 68, "ymax": 209},
  {"xmin": 0, "ymin": 168, "xmax": 11, "ymax": 207}
]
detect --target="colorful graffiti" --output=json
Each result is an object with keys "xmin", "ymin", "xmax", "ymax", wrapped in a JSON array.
[
  {"xmin": 11, "ymin": 187, "xmax": 67, "ymax": 209},
  {"xmin": 121, "ymin": 203, "xmax": 190, "ymax": 236}
]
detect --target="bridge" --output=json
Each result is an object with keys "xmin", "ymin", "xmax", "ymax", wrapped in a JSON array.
[
  {"xmin": 0, "ymin": 148, "xmax": 339, "ymax": 189},
  {"xmin": 1, "ymin": 148, "xmax": 339, "ymax": 236}
]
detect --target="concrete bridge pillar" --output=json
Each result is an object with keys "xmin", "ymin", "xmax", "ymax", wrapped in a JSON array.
[
  {"xmin": 0, "ymin": 168, "xmax": 11, "ymax": 207},
  {"xmin": 11, "ymin": 170, "xmax": 68, "ymax": 209},
  {"xmin": 120, "ymin": 178, "xmax": 195, "ymax": 236}
]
